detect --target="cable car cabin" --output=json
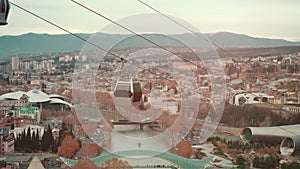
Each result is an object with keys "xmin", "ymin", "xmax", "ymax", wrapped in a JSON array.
[
  {"xmin": 114, "ymin": 79, "xmax": 142, "ymax": 103},
  {"xmin": 0, "ymin": 0, "xmax": 9, "ymax": 25}
]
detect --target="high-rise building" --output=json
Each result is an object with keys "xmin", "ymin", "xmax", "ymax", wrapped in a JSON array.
[
  {"xmin": 24, "ymin": 62, "xmax": 30, "ymax": 71},
  {"xmin": 11, "ymin": 56, "xmax": 20, "ymax": 71},
  {"xmin": 31, "ymin": 60, "xmax": 39, "ymax": 70}
]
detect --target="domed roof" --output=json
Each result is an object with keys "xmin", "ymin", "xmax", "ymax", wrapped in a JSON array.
[
  {"xmin": 50, "ymin": 98, "xmax": 74, "ymax": 107},
  {"xmin": 49, "ymin": 93, "xmax": 67, "ymax": 100},
  {"xmin": 0, "ymin": 90, "xmax": 73, "ymax": 107},
  {"xmin": 26, "ymin": 90, "xmax": 50, "ymax": 103},
  {"xmin": 0, "ymin": 91, "xmax": 26, "ymax": 100}
]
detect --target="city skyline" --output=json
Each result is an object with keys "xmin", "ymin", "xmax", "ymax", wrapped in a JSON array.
[
  {"xmin": 0, "ymin": 1, "xmax": 300, "ymax": 168},
  {"xmin": 1, "ymin": 0, "xmax": 300, "ymax": 41}
]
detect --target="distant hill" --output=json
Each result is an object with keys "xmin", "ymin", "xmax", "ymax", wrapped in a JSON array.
[
  {"xmin": 206, "ymin": 32, "xmax": 300, "ymax": 48},
  {"xmin": 0, "ymin": 33, "xmax": 90, "ymax": 57},
  {"xmin": 1, "ymin": 32, "xmax": 300, "ymax": 57}
]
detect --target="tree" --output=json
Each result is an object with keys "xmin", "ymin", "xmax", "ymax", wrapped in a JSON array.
[
  {"xmin": 58, "ymin": 121, "xmax": 67, "ymax": 146},
  {"xmin": 51, "ymin": 141, "xmax": 59, "ymax": 153},
  {"xmin": 176, "ymin": 140, "xmax": 193, "ymax": 158},
  {"xmin": 76, "ymin": 143, "xmax": 102, "ymax": 158},
  {"xmin": 252, "ymin": 156, "xmax": 261, "ymax": 168},
  {"xmin": 263, "ymin": 156, "xmax": 278, "ymax": 169},
  {"xmin": 282, "ymin": 162, "xmax": 300, "ymax": 169},
  {"xmin": 71, "ymin": 158, "xmax": 99, "ymax": 169},
  {"xmin": 100, "ymin": 158, "xmax": 132, "ymax": 169},
  {"xmin": 34, "ymin": 130, "xmax": 41, "ymax": 151},
  {"xmin": 41, "ymin": 125, "xmax": 54, "ymax": 152},
  {"xmin": 14, "ymin": 134, "xmax": 19, "ymax": 151},
  {"xmin": 24, "ymin": 127, "xmax": 32, "ymax": 151},
  {"xmin": 31, "ymin": 131, "xmax": 39, "ymax": 151},
  {"xmin": 58, "ymin": 134, "xmax": 81, "ymax": 158},
  {"xmin": 236, "ymin": 155, "xmax": 246, "ymax": 168}
]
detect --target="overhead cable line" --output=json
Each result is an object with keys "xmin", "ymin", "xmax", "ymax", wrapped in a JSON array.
[
  {"xmin": 12, "ymin": 1, "xmax": 296, "ymax": 137},
  {"xmin": 137, "ymin": 0, "xmax": 235, "ymax": 58},
  {"xmin": 70, "ymin": 0, "xmax": 300, "ymax": 122},
  {"xmin": 10, "ymin": 2, "xmax": 214, "ymax": 136},
  {"xmin": 70, "ymin": 0, "xmax": 200, "ymax": 68},
  {"xmin": 137, "ymin": 0, "xmax": 300, "ymax": 118},
  {"xmin": 9, "ymin": 1, "xmax": 124, "ymax": 61},
  {"xmin": 9, "ymin": 1, "xmax": 198, "ymax": 91},
  {"xmin": 9, "ymin": 2, "xmax": 165, "ymax": 78}
]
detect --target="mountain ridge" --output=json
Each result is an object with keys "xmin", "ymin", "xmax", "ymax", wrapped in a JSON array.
[{"xmin": 1, "ymin": 32, "xmax": 300, "ymax": 57}]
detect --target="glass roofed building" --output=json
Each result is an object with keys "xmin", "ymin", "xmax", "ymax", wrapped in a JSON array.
[
  {"xmin": 61, "ymin": 150, "xmax": 212, "ymax": 169},
  {"xmin": 0, "ymin": 90, "xmax": 73, "ymax": 117}
]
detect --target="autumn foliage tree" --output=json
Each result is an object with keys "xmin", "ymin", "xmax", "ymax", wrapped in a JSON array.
[
  {"xmin": 42, "ymin": 109, "xmax": 70, "ymax": 120},
  {"xmin": 71, "ymin": 158, "xmax": 99, "ymax": 169},
  {"xmin": 76, "ymin": 143, "xmax": 102, "ymax": 158},
  {"xmin": 71, "ymin": 158, "xmax": 133, "ymax": 169},
  {"xmin": 100, "ymin": 158, "xmax": 132, "ymax": 169},
  {"xmin": 158, "ymin": 111, "xmax": 186, "ymax": 128},
  {"xmin": 176, "ymin": 140, "xmax": 193, "ymax": 158},
  {"xmin": 58, "ymin": 134, "xmax": 81, "ymax": 158}
]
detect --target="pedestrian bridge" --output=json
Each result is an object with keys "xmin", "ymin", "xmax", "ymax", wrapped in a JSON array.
[{"xmin": 112, "ymin": 120, "xmax": 160, "ymax": 130}]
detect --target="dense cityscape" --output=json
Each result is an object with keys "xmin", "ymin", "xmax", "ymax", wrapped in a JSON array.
[
  {"xmin": 0, "ymin": 45, "xmax": 299, "ymax": 168},
  {"xmin": 1, "ymin": 0, "xmax": 300, "ymax": 169}
]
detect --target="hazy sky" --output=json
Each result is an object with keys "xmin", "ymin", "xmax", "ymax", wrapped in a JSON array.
[{"xmin": 1, "ymin": 0, "xmax": 300, "ymax": 41}]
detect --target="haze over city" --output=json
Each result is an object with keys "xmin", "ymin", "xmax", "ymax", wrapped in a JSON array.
[
  {"xmin": 0, "ymin": 0, "xmax": 300, "ymax": 169},
  {"xmin": 2, "ymin": 0, "xmax": 300, "ymax": 41}
]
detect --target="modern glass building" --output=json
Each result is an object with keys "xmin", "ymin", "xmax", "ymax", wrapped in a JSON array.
[{"xmin": 62, "ymin": 150, "xmax": 212, "ymax": 169}]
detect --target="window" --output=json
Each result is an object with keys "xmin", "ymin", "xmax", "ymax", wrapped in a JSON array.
[
  {"xmin": 238, "ymin": 97, "xmax": 246, "ymax": 105},
  {"xmin": 1, "ymin": 0, "xmax": 5, "ymax": 13},
  {"xmin": 262, "ymin": 97, "xmax": 268, "ymax": 102},
  {"xmin": 253, "ymin": 97, "xmax": 260, "ymax": 101}
]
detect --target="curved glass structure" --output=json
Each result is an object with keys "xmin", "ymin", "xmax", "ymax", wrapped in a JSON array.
[{"xmin": 61, "ymin": 150, "xmax": 212, "ymax": 169}]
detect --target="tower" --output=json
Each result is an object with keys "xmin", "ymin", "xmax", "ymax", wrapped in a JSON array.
[{"xmin": 11, "ymin": 56, "xmax": 20, "ymax": 71}]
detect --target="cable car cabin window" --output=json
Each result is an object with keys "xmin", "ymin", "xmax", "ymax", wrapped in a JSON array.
[
  {"xmin": 132, "ymin": 82, "xmax": 142, "ymax": 103},
  {"xmin": 262, "ymin": 97, "xmax": 268, "ymax": 102},
  {"xmin": 133, "ymin": 82, "xmax": 141, "ymax": 92},
  {"xmin": 5, "ymin": 0, "xmax": 9, "ymax": 20},
  {"xmin": 1, "ymin": 0, "xmax": 5, "ymax": 13},
  {"xmin": 253, "ymin": 97, "xmax": 260, "ymax": 102},
  {"xmin": 114, "ymin": 84, "xmax": 132, "ymax": 98}
]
